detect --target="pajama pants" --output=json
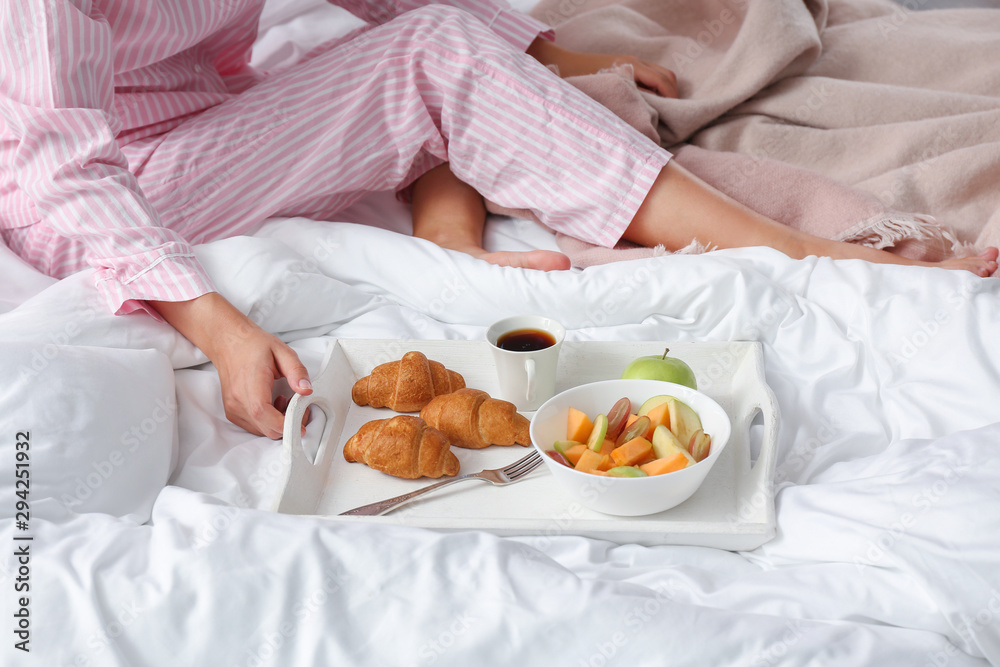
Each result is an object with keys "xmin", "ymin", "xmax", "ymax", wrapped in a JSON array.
[{"xmin": 5, "ymin": 5, "xmax": 669, "ymax": 281}]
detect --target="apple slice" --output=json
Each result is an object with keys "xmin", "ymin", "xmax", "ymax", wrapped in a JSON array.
[
  {"xmin": 605, "ymin": 397, "xmax": 631, "ymax": 441},
  {"xmin": 636, "ymin": 394, "xmax": 671, "ymax": 417},
  {"xmin": 667, "ymin": 398, "xmax": 703, "ymax": 447},
  {"xmin": 606, "ymin": 466, "xmax": 648, "ymax": 478},
  {"xmin": 651, "ymin": 425, "xmax": 695, "ymax": 466},
  {"xmin": 650, "ymin": 423, "xmax": 685, "ymax": 458},
  {"xmin": 586, "ymin": 413, "xmax": 609, "ymax": 451},
  {"xmin": 688, "ymin": 429, "xmax": 712, "ymax": 462},
  {"xmin": 552, "ymin": 440, "xmax": 579, "ymax": 456}
]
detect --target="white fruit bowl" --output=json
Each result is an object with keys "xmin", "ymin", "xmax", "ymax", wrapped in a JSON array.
[{"xmin": 528, "ymin": 379, "xmax": 732, "ymax": 517}]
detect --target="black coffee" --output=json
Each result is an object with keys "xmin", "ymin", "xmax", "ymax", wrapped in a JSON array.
[{"xmin": 496, "ymin": 328, "xmax": 556, "ymax": 352}]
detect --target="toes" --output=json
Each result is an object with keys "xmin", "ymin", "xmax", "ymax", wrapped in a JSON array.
[
  {"xmin": 481, "ymin": 250, "xmax": 571, "ymax": 271},
  {"xmin": 526, "ymin": 250, "xmax": 572, "ymax": 271},
  {"xmin": 979, "ymin": 246, "xmax": 1000, "ymax": 262}
]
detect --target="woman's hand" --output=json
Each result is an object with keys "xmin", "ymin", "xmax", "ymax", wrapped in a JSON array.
[
  {"xmin": 150, "ymin": 292, "xmax": 312, "ymax": 439},
  {"xmin": 527, "ymin": 38, "xmax": 679, "ymax": 99}
]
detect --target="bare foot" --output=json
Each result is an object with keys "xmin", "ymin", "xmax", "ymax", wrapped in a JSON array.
[
  {"xmin": 939, "ymin": 247, "xmax": 999, "ymax": 277},
  {"xmin": 410, "ymin": 163, "xmax": 573, "ymax": 271},
  {"xmin": 806, "ymin": 236, "xmax": 1000, "ymax": 277},
  {"xmin": 475, "ymin": 249, "xmax": 572, "ymax": 271}
]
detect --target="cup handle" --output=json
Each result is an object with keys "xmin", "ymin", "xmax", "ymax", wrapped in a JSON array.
[{"xmin": 524, "ymin": 358, "xmax": 536, "ymax": 403}]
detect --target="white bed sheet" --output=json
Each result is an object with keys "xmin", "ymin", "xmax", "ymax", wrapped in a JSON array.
[{"xmin": 2, "ymin": 3, "xmax": 1000, "ymax": 666}]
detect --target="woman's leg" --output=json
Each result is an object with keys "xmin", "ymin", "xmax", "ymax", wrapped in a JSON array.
[
  {"xmin": 117, "ymin": 6, "xmax": 663, "ymax": 256},
  {"xmin": 410, "ymin": 163, "xmax": 571, "ymax": 270},
  {"xmin": 112, "ymin": 5, "xmax": 993, "ymax": 278},
  {"xmin": 626, "ymin": 161, "xmax": 1000, "ymax": 276}
]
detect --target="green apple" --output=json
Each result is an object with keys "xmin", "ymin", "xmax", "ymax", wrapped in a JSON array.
[{"xmin": 620, "ymin": 348, "xmax": 697, "ymax": 389}]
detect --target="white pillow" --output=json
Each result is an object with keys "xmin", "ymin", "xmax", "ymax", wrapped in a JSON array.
[
  {"xmin": 0, "ymin": 342, "xmax": 177, "ymax": 524},
  {"xmin": 0, "ymin": 270, "xmax": 204, "ymax": 369}
]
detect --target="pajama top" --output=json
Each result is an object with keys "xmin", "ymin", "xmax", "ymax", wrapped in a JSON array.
[{"xmin": 0, "ymin": 0, "xmax": 552, "ymax": 315}]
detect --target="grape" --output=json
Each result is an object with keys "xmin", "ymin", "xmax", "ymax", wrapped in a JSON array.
[
  {"xmin": 615, "ymin": 415, "xmax": 650, "ymax": 447},
  {"xmin": 605, "ymin": 397, "xmax": 631, "ymax": 440},
  {"xmin": 546, "ymin": 450, "xmax": 571, "ymax": 467}
]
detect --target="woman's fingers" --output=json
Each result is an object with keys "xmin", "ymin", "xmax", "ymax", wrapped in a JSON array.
[
  {"xmin": 241, "ymin": 340, "xmax": 311, "ymax": 439},
  {"xmin": 633, "ymin": 61, "xmax": 679, "ymax": 98},
  {"xmin": 273, "ymin": 341, "xmax": 312, "ymax": 396},
  {"xmin": 150, "ymin": 293, "xmax": 314, "ymax": 439},
  {"xmin": 225, "ymin": 360, "xmax": 286, "ymax": 439},
  {"xmin": 528, "ymin": 40, "xmax": 680, "ymax": 98},
  {"xmin": 217, "ymin": 335, "xmax": 304, "ymax": 440},
  {"xmin": 272, "ymin": 340, "xmax": 312, "ymax": 436}
]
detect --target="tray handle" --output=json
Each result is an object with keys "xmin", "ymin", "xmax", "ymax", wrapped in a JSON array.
[
  {"xmin": 271, "ymin": 342, "xmax": 348, "ymax": 514},
  {"xmin": 734, "ymin": 366, "xmax": 780, "ymax": 540},
  {"xmin": 720, "ymin": 342, "xmax": 781, "ymax": 545},
  {"xmin": 746, "ymin": 380, "xmax": 780, "ymax": 483},
  {"xmin": 730, "ymin": 343, "xmax": 781, "ymax": 481},
  {"xmin": 284, "ymin": 392, "xmax": 334, "ymax": 467}
]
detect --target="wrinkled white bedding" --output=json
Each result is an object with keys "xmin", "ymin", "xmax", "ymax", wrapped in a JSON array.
[{"xmin": 2, "ymin": 2, "xmax": 1000, "ymax": 666}]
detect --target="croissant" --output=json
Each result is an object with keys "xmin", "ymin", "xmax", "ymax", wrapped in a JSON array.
[
  {"xmin": 352, "ymin": 351, "xmax": 465, "ymax": 412},
  {"xmin": 343, "ymin": 415, "xmax": 459, "ymax": 479},
  {"xmin": 419, "ymin": 388, "xmax": 531, "ymax": 449}
]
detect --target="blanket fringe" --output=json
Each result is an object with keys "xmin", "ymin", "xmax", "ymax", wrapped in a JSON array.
[
  {"xmin": 834, "ymin": 212, "xmax": 964, "ymax": 257},
  {"xmin": 671, "ymin": 239, "xmax": 716, "ymax": 255},
  {"xmin": 663, "ymin": 214, "xmax": 969, "ymax": 260}
]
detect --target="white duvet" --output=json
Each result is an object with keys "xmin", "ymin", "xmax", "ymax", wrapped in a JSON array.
[{"xmin": 2, "ymin": 3, "xmax": 1000, "ymax": 666}]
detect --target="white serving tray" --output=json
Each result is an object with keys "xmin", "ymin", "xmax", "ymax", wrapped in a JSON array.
[{"xmin": 272, "ymin": 339, "xmax": 780, "ymax": 550}]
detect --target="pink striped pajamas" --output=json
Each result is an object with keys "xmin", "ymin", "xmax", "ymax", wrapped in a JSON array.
[{"xmin": 0, "ymin": 0, "xmax": 669, "ymax": 315}]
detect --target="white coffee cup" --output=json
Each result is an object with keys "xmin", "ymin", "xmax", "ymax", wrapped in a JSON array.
[{"xmin": 486, "ymin": 315, "xmax": 565, "ymax": 411}]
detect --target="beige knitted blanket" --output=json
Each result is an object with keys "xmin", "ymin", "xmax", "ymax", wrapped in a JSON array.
[{"xmin": 510, "ymin": 0, "xmax": 1000, "ymax": 265}]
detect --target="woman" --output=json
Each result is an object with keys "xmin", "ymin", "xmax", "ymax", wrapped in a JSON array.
[{"xmin": 2, "ymin": 0, "xmax": 995, "ymax": 439}]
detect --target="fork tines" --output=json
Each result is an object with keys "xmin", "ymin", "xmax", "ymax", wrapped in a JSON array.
[{"xmin": 506, "ymin": 450, "xmax": 544, "ymax": 478}]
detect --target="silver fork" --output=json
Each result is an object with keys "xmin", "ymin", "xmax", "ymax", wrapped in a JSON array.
[{"xmin": 339, "ymin": 450, "xmax": 545, "ymax": 516}]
